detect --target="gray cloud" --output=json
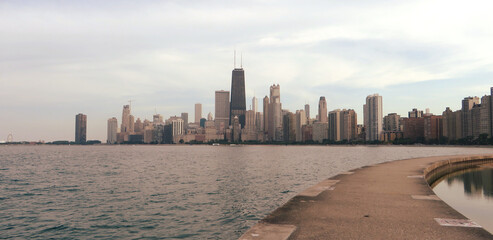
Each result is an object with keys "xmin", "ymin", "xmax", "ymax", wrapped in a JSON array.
[{"xmin": 1, "ymin": 0, "xmax": 493, "ymax": 141}]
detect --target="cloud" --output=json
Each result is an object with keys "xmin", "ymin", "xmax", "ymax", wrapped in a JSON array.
[{"xmin": 1, "ymin": 0, "xmax": 493, "ymax": 141}]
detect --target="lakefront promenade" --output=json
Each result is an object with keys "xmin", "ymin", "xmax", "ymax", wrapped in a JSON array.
[{"xmin": 240, "ymin": 155, "xmax": 493, "ymax": 240}]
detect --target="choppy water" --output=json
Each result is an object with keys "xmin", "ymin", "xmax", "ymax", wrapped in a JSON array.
[
  {"xmin": 433, "ymin": 166, "xmax": 493, "ymax": 234},
  {"xmin": 2, "ymin": 145, "xmax": 493, "ymax": 239}
]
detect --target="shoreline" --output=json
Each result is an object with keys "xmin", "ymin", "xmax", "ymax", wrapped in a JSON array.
[{"xmin": 239, "ymin": 155, "xmax": 493, "ymax": 240}]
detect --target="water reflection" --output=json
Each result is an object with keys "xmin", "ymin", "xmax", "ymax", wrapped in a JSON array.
[
  {"xmin": 445, "ymin": 167, "xmax": 493, "ymax": 199},
  {"xmin": 433, "ymin": 165, "xmax": 493, "ymax": 234}
]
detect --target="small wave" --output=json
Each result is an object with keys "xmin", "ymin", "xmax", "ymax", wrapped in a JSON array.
[
  {"xmin": 90, "ymin": 224, "xmax": 134, "ymax": 229},
  {"xmin": 37, "ymin": 224, "xmax": 69, "ymax": 234},
  {"xmin": 58, "ymin": 188, "xmax": 81, "ymax": 192},
  {"xmin": 165, "ymin": 233, "xmax": 199, "ymax": 239}
]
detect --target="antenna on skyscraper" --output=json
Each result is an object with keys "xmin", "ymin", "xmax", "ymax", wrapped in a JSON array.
[
  {"xmin": 240, "ymin": 52, "xmax": 243, "ymax": 68},
  {"xmin": 128, "ymin": 99, "xmax": 134, "ymax": 111},
  {"xmin": 234, "ymin": 50, "xmax": 236, "ymax": 68}
]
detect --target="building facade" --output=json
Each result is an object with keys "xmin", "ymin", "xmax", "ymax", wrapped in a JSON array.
[
  {"xmin": 75, "ymin": 113, "xmax": 87, "ymax": 143},
  {"xmin": 215, "ymin": 90, "xmax": 230, "ymax": 132},
  {"xmin": 230, "ymin": 68, "xmax": 246, "ymax": 127},
  {"xmin": 107, "ymin": 117, "xmax": 118, "ymax": 144},
  {"xmin": 318, "ymin": 96, "xmax": 328, "ymax": 123},
  {"xmin": 363, "ymin": 94, "xmax": 383, "ymax": 141}
]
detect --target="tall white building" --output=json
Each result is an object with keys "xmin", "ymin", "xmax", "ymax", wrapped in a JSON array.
[
  {"xmin": 195, "ymin": 103, "xmax": 202, "ymax": 123},
  {"xmin": 363, "ymin": 94, "xmax": 383, "ymax": 141},
  {"xmin": 252, "ymin": 96, "xmax": 258, "ymax": 113},
  {"xmin": 107, "ymin": 117, "xmax": 118, "ymax": 144}
]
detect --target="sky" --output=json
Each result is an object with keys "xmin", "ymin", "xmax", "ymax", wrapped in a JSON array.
[{"xmin": 1, "ymin": 0, "xmax": 493, "ymax": 142}]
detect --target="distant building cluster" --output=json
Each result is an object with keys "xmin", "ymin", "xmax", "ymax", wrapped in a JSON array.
[{"xmin": 72, "ymin": 62, "xmax": 493, "ymax": 145}]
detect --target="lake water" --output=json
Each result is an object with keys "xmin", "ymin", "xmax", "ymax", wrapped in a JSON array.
[
  {"xmin": 2, "ymin": 145, "xmax": 493, "ymax": 239},
  {"xmin": 433, "ymin": 165, "xmax": 493, "ymax": 234}
]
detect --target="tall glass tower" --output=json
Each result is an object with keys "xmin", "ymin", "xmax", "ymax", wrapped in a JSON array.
[{"xmin": 229, "ymin": 68, "xmax": 246, "ymax": 128}]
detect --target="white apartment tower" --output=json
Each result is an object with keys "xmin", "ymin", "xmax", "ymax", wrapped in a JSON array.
[
  {"xmin": 107, "ymin": 117, "xmax": 118, "ymax": 144},
  {"xmin": 363, "ymin": 94, "xmax": 383, "ymax": 141}
]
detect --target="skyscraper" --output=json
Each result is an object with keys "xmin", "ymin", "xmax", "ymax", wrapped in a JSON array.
[
  {"xmin": 305, "ymin": 104, "xmax": 310, "ymax": 121},
  {"xmin": 215, "ymin": 90, "xmax": 230, "ymax": 131},
  {"xmin": 295, "ymin": 109, "xmax": 306, "ymax": 142},
  {"xmin": 461, "ymin": 96, "xmax": 479, "ymax": 138},
  {"xmin": 75, "ymin": 113, "xmax": 87, "ymax": 143},
  {"xmin": 268, "ymin": 84, "xmax": 282, "ymax": 141},
  {"xmin": 363, "ymin": 94, "xmax": 383, "ymax": 141},
  {"xmin": 230, "ymin": 68, "xmax": 246, "ymax": 128},
  {"xmin": 318, "ymin": 96, "xmax": 328, "ymax": 123},
  {"xmin": 129, "ymin": 115, "xmax": 135, "ymax": 133},
  {"xmin": 107, "ymin": 117, "xmax": 118, "ymax": 144},
  {"xmin": 252, "ymin": 96, "xmax": 258, "ymax": 113},
  {"xmin": 121, "ymin": 105, "xmax": 131, "ymax": 133},
  {"xmin": 181, "ymin": 112, "xmax": 188, "ymax": 130},
  {"xmin": 195, "ymin": 103, "xmax": 202, "ymax": 123},
  {"xmin": 340, "ymin": 109, "xmax": 357, "ymax": 141},
  {"xmin": 263, "ymin": 96, "xmax": 269, "ymax": 134},
  {"xmin": 328, "ymin": 109, "xmax": 341, "ymax": 141}
]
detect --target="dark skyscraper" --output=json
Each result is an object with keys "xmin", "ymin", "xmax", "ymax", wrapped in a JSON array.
[
  {"xmin": 75, "ymin": 113, "xmax": 87, "ymax": 143},
  {"xmin": 230, "ymin": 67, "xmax": 246, "ymax": 128}
]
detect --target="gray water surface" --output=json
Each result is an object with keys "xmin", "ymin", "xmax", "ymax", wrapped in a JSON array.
[
  {"xmin": 2, "ymin": 145, "xmax": 493, "ymax": 239},
  {"xmin": 433, "ymin": 166, "xmax": 493, "ymax": 234}
]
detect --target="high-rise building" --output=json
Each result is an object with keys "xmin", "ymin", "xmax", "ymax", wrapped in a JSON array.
[
  {"xmin": 424, "ymin": 115, "xmax": 443, "ymax": 141},
  {"xmin": 107, "ymin": 117, "xmax": 118, "ymax": 144},
  {"xmin": 305, "ymin": 104, "xmax": 310, "ymax": 121},
  {"xmin": 195, "ymin": 103, "xmax": 202, "ymax": 123},
  {"xmin": 252, "ymin": 96, "xmax": 258, "ymax": 113},
  {"xmin": 268, "ymin": 84, "xmax": 282, "ymax": 141},
  {"xmin": 443, "ymin": 107, "xmax": 461, "ymax": 141},
  {"xmin": 129, "ymin": 115, "xmax": 135, "ymax": 133},
  {"xmin": 363, "ymin": 94, "xmax": 383, "ymax": 141},
  {"xmin": 181, "ymin": 112, "xmax": 188, "ymax": 130},
  {"xmin": 215, "ymin": 90, "xmax": 230, "ymax": 131},
  {"xmin": 313, "ymin": 122, "xmax": 328, "ymax": 143},
  {"xmin": 153, "ymin": 114, "xmax": 163, "ymax": 124},
  {"xmin": 75, "ymin": 113, "xmax": 87, "ymax": 143},
  {"xmin": 402, "ymin": 117, "xmax": 424, "ymax": 141},
  {"xmin": 328, "ymin": 109, "xmax": 341, "ymax": 141},
  {"xmin": 384, "ymin": 113, "xmax": 401, "ymax": 131},
  {"xmin": 318, "ymin": 97, "xmax": 328, "ymax": 123},
  {"xmin": 121, "ymin": 105, "xmax": 131, "ymax": 133},
  {"xmin": 295, "ymin": 110, "xmax": 306, "ymax": 142},
  {"xmin": 341, "ymin": 109, "xmax": 357, "ymax": 141},
  {"xmin": 461, "ymin": 97, "xmax": 479, "ymax": 137},
  {"xmin": 408, "ymin": 108, "xmax": 423, "ymax": 118},
  {"xmin": 230, "ymin": 67, "xmax": 246, "ymax": 128},
  {"xmin": 263, "ymin": 96, "xmax": 269, "ymax": 134},
  {"xmin": 283, "ymin": 112, "xmax": 296, "ymax": 142},
  {"xmin": 134, "ymin": 118, "xmax": 143, "ymax": 133}
]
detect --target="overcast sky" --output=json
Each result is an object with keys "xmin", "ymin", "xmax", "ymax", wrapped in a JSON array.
[{"xmin": 2, "ymin": 0, "xmax": 493, "ymax": 142}]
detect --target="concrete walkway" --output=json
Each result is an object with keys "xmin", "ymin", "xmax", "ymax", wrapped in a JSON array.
[{"xmin": 239, "ymin": 155, "xmax": 493, "ymax": 240}]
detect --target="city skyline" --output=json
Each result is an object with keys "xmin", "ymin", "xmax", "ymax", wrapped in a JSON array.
[{"xmin": 2, "ymin": 1, "xmax": 493, "ymax": 141}]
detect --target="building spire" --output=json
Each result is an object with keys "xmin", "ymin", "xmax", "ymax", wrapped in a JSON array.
[
  {"xmin": 234, "ymin": 50, "xmax": 236, "ymax": 68},
  {"xmin": 240, "ymin": 52, "xmax": 243, "ymax": 68}
]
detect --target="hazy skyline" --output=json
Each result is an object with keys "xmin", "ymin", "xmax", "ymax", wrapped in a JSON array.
[{"xmin": 2, "ymin": 0, "xmax": 493, "ymax": 141}]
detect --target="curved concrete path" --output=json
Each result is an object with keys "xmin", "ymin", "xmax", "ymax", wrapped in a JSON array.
[{"xmin": 240, "ymin": 155, "xmax": 493, "ymax": 240}]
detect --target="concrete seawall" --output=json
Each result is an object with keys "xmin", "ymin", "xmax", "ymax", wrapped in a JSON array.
[
  {"xmin": 424, "ymin": 155, "xmax": 493, "ymax": 186},
  {"xmin": 239, "ymin": 154, "xmax": 493, "ymax": 240}
]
